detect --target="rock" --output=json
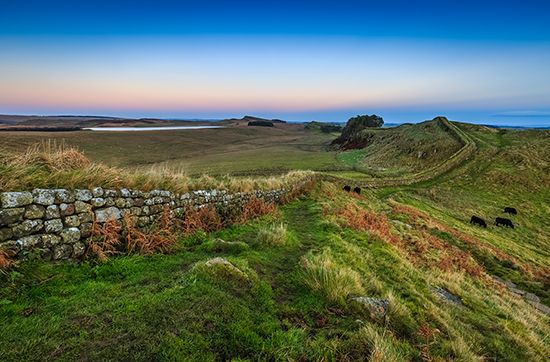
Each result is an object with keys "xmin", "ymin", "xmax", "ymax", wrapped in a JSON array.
[
  {"xmin": 80, "ymin": 223, "xmax": 93, "ymax": 238},
  {"xmin": 203, "ymin": 257, "xmax": 248, "ymax": 281},
  {"xmin": 129, "ymin": 207, "xmax": 142, "ymax": 216},
  {"xmin": 45, "ymin": 205, "xmax": 60, "ymax": 219},
  {"xmin": 349, "ymin": 297, "xmax": 390, "ymax": 319},
  {"xmin": 524, "ymin": 293, "xmax": 540, "ymax": 303},
  {"xmin": 59, "ymin": 203, "xmax": 75, "ymax": 217},
  {"xmin": 72, "ymin": 242, "xmax": 86, "ymax": 257},
  {"xmin": 54, "ymin": 189, "xmax": 75, "ymax": 204},
  {"xmin": 133, "ymin": 198, "xmax": 144, "ymax": 207},
  {"xmin": 91, "ymin": 197, "xmax": 106, "ymax": 208},
  {"xmin": 91, "ymin": 187, "xmax": 104, "ymax": 197},
  {"xmin": 75, "ymin": 189, "xmax": 93, "ymax": 202},
  {"xmin": 509, "ymin": 287, "xmax": 526, "ymax": 296},
  {"xmin": 12, "ymin": 219, "xmax": 43, "ymax": 237},
  {"xmin": 115, "ymin": 198, "xmax": 126, "ymax": 208},
  {"xmin": 74, "ymin": 201, "xmax": 92, "ymax": 214},
  {"xmin": 78, "ymin": 212, "xmax": 93, "ymax": 224},
  {"xmin": 141, "ymin": 206, "xmax": 150, "ymax": 215},
  {"xmin": 33, "ymin": 189, "xmax": 56, "ymax": 205},
  {"xmin": 60, "ymin": 228, "xmax": 81, "ymax": 243},
  {"xmin": 44, "ymin": 219, "xmax": 63, "ymax": 233},
  {"xmin": 53, "ymin": 244, "xmax": 73, "ymax": 260},
  {"xmin": 104, "ymin": 197, "xmax": 115, "ymax": 207},
  {"xmin": 528, "ymin": 301, "xmax": 550, "ymax": 316},
  {"xmin": 41, "ymin": 234, "xmax": 61, "ymax": 247},
  {"xmin": 0, "ymin": 228, "xmax": 14, "ymax": 242},
  {"xmin": 0, "ymin": 208, "xmax": 25, "ymax": 226},
  {"xmin": 16, "ymin": 235, "xmax": 41, "ymax": 249},
  {"xmin": 432, "ymin": 287, "xmax": 463, "ymax": 305},
  {"xmin": 120, "ymin": 188, "xmax": 131, "ymax": 197},
  {"xmin": 94, "ymin": 207, "xmax": 122, "ymax": 223},
  {"xmin": 504, "ymin": 280, "xmax": 517, "ymax": 289},
  {"xmin": 104, "ymin": 189, "xmax": 118, "ymax": 197},
  {"xmin": 24, "ymin": 204, "xmax": 46, "ymax": 219},
  {"xmin": 64, "ymin": 215, "xmax": 81, "ymax": 227},
  {"xmin": 1, "ymin": 192, "xmax": 33, "ymax": 208}
]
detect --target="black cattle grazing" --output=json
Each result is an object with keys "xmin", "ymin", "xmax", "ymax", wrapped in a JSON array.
[
  {"xmin": 470, "ymin": 215, "xmax": 487, "ymax": 228},
  {"xmin": 353, "ymin": 187, "xmax": 361, "ymax": 194},
  {"xmin": 496, "ymin": 217, "xmax": 514, "ymax": 228},
  {"xmin": 504, "ymin": 207, "xmax": 517, "ymax": 215},
  {"xmin": 343, "ymin": 185, "xmax": 351, "ymax": 192}
]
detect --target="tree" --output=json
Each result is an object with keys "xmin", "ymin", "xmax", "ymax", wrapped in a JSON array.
[{"xmin": 341, "ymin": 114, "xmax": 383, "ymax": 138}]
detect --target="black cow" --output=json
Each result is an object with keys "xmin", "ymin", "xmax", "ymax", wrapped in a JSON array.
[
  {"xmin": 504, "ymin": 207, "xmax": 517, "ymax": 215},
  {"xmin": 496, "ymin": 217, "xmax": 514, "ymax": 228},
  {"xmin": 470, "ymin": 215, "xmax": 487, "ymax": 228},
  {"xmin": 343, "ymin": 185, "xmax": 351, "ymax": 192},
  {"xmin": 353, "ymin": 187, "xmax": 361, "ymax": 194}
]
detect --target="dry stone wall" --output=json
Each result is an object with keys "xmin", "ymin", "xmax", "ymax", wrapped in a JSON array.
[{"xmin": 0, "ymin": 185, "xmax": 300, "ymax": 261}]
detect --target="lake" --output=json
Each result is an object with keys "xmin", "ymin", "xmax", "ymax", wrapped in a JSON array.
[{"xmin": 83, "ymin": 126, "xmax": 224, "ymax": 132}]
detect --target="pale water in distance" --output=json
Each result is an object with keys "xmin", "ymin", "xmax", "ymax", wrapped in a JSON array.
[{"xmin": 83, "ymin": 126, "xmax": 224, "ymax": 131}]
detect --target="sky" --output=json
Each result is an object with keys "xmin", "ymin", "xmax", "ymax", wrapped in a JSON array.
[{"xmin": 1, "ymin": 0, "xmax": 550, "ymax": 126}]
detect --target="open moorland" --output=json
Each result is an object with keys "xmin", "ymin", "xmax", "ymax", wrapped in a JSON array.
[{"xmin": 1, "ymin": 116, "xmax": 549, "ymax": 360}]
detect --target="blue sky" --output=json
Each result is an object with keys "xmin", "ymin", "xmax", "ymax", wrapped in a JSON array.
[{"xmin": 1, "ymin": 0, "xmax": 549, "ymax": 125}]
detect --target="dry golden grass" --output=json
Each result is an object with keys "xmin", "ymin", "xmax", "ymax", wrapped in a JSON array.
[
  {"xmin": 257, "ymin": 223, "xmax": 288, "ymax": 246},
  {"xmin": 301, "ymin": 249, "xmax": 364, "ymax": 305},
  {"xmin": 0, "ymin": 142, "xmax": 316, "ymax": 193}
]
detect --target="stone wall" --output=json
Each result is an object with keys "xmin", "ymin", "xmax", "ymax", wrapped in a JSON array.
[{"xmin": 0, "ymin": 183, "xmax": 309, "ymax": 261}]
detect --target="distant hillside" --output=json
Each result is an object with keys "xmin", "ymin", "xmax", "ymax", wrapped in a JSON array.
[{"xmin": 334, "ymin": 117, "xmax": 466, "ymax": 177}]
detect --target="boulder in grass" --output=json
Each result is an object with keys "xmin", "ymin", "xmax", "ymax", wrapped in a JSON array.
[{"xmin": 349, "ymin": 296, "xmax": 390, "ymax": 319}]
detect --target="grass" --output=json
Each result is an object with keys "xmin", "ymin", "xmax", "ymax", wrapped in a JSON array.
[
  {"xmin": 1, "ymin": 179, "xmax": 548, "ymax": 361},
  {"xmin": 0, "ymin": 140, "xmax": 316, "ymax": 193},
  {"xmin": 1, "ymin": 121, "xmax": 549, "ymax": 360},
  {"xmin": 256, "ymin": 223, "xmax": 288, "ymax": 246}
]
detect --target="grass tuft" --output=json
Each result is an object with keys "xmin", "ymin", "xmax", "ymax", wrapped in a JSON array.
[
  {"xmin": 257, "ymin": 223, "xmax": 288, "ymax": 246},
  {"xmin": 301, "ymin": 249, "xmax": 364, "ymax": 305}
]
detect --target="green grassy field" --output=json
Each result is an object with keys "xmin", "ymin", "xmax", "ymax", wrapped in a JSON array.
[{"xmin": 1, "ymin": 120, "xmax": 549, "ymax": 360}]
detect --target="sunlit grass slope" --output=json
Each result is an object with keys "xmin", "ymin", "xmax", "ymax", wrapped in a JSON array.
[{"xmin": 1, "ymin": 180, "xmax": 548, "ymax": 360}]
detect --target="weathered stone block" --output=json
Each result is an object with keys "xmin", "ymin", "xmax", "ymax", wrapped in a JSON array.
[
  {"xmin": 150, "ymin": 204, "xmax": 164, "ymax": 214},
  {"xmin": 95, "ymin": 207, "xmax": 122, "ymax": 223},
  {"xmin": 24, "ymin": 204, "xmax": 46, "ymax": 219},
  {"xmin": 75, "ymin": 189, "xmax": 93, "ymax": 201},
  {"xmin": 60, "ymin": 228, "xmax": 81, "ymax": 243},
  {"xmin": 120, "ymin": 188, "xmax": 131, "ymax": 197},
  {"xmin": 133, "ymin": 198, "xmax": 144, "ymax": 207},
  {"xmin": 142, "ymin": 206, "xmax": 150, "ymax": 215},
  {"xmin": 12, "ymin": 219, "xmax": 43, "ymax": 237},
  {"xmin": 144, "ymin": 198, "xmax": 155, "ymax": 206},
  {"xmin": 54, "ymin": 189, "xmax": 75, "ymax": 204},
  {"xmin": 59, "ymin": 203, "xmax": 75, "ymax": 216},
  {"xmin": 104, "ymin": 197, "xmax": 115, "ymax": 207},
  {"xmin": 0, "ymin": 207, "xmax": 25, "ymax": 226},
  {"xmin": 75, "ymin": 200, "xmax": 92, "ymax": 213},
  {"xmin": 1, "ymin": 192, "xmax": 33, "ymax": 208},
  {"xmin": 64, "ymin": 215, "xmax": 80, "ymax": 228},
  {"xmin": 41, "ymin": 234, "xmax": 62, "ymax": 247},
  {"xmin": 45, "ymin": 205, "xmax": 60, "ymax": 219},
  {"xmin": 78, "ymin": 212, "xmax": 93, "ymax": 224},
  {"xmin": 137, "ymin": 216, "xmax": 151, "ymax": 227},
  {"xmin": 104, "ymin": 189, "xmax": 118, "ymax": 197},
  {"xmin": 115, "ymin": 198, "xmax": 126, "ymax": 208},
  {"xmin": 129, "ymin": 207, "xmax": 142, "ymax": 216},
  {"xmin": 0, "ymin": 228, "xmax": 14, "ymax": 242},
  {"xmin": 53, "ymin": 244, "xmax": 73, "ymax": 260},
  {"xmin": 80, "ymin": 223, "xmax": 93, "ymax": 238},
  {"xmin": 91, "ymin": 197, "xmax": 106, "ymax": 208},
  {"xmin": 44, "ymin": 219, "xmax": 63, "ymax": 233},
  {"xmin": 16, "ymin": 235, "xmax": 41, "ymax": 249},
  {"xmin": 73, "ymin": 242, "xmax": 86, "ymax": 257},
  {"xmin": 33, "ymin": 189, "xmax": 55, "ymax": 205},
  {"xmin": 92, "ymin": 187, "xmax": 104, "ymax": 197}
]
